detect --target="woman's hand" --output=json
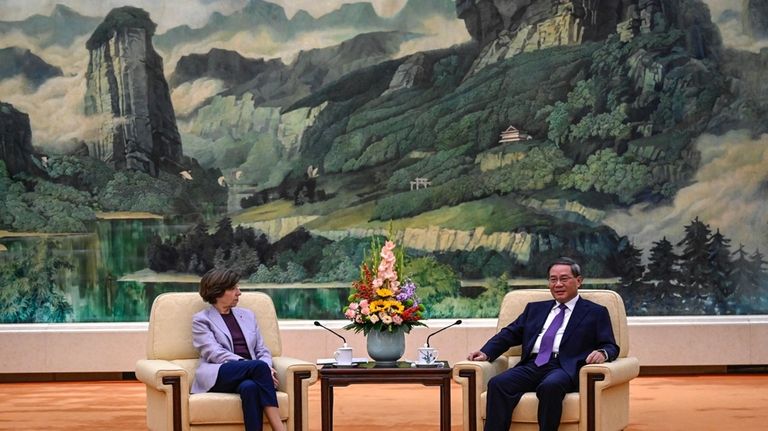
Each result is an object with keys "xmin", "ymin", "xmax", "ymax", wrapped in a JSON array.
[{"xmin": 271, "ymin": 367, "xmax": 279, "ymax": 388}]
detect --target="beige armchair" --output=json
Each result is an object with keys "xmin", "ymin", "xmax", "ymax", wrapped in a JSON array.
[
  {"xmin": 136, "ymin": 292, "xmax": 318, "ymax": 431},
  {"xmin": 453, "ymin": 289, "xmax": 639, "ymax": 431}
]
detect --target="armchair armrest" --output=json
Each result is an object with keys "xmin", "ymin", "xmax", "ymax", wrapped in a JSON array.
[
  {"xmin": 272, "ymin": 356, "xmax": 318, "ymax": 392},
  {"xmin": 136, "ymin": 359, "xmax": 188, "ymax": 390},
  {"xmin": 578, "ymin": 357, "xmax": 640, "ymax": 389},
  {"xmin": 453, "ymin": 358, "xmax": 508, "ymax": 391},
  {"xmin": 272, "ymin": 356, "xmax": 318, "ymax": 431},
  {"xmin": 453, "ymin": 358, "xmax": 508, "ymax": 431},
  {"xmin": 578, "ymin": 357, "xmax": 640, "ymax": 431},
  {"xmin": 136, "ymin": 359, "xmax": 190, "ymax": 431}
]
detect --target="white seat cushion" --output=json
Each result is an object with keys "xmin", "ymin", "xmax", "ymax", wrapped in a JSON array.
[
  {"xmin": 480, "ymin": 392, "xmax": 580, "ymax": 423},
  {"xmin": 189, "ymin": 391, "xmax": 288, "ymax": 424}
]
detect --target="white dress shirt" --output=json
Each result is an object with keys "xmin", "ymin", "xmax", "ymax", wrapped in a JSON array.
[{"xmin": 532, "ymin": 295, "xmax": 580, "ymax": 354}]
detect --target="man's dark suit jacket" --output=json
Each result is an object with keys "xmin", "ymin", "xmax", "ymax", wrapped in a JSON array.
[{"xmin": 480, "ymin": 297, "xmax": 619, "ymax": 385}]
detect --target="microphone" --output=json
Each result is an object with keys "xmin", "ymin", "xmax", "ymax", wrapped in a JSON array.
[
  {"xmin": 425, "ymin": 319, "xmax": 462, "ymax": 347},
  {"xmin": 314, "ymin": 321, "xmax": 347, "ymax": 346}
]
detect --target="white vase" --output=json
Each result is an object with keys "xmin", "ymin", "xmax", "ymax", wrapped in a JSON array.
[{"xmin": 366, "ymin": 329, "xmax": 405, "ymax": 365}]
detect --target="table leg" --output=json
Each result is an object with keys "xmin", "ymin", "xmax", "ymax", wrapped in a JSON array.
[
  {"xmin": 321, "ymin": 378, "xmax": 333, "ymax": 431},
  {"xmin": 440, "ymin": 375, "xmax": 451, "ymax": 431}
]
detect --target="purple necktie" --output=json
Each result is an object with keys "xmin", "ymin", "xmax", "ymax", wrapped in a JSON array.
[{"xmin": 535, "ymin": 303, "xmax": 567, "ymax": 367}]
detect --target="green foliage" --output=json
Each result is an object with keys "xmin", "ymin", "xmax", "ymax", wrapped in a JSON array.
[
  {"xmin": 612, "ymin": 240, "xmax": 645, "ymax": 288},
  {"xmin": 2, "ymin": 194, "xmax": 48, "ymax": 231},
  {"xmin": 304, "ymin": 43, "xmax": 594, "ymax": 177},
  {"xmin": 559, "ymin": 149, "xmax": 651, "ymax": 204},
  {"xmin": 324, "ymin": 131, "xmax": 369, "ymax": 173},
  {"xmin": 249, "ymin": 262, "xmax": 307, "ymax": 283},
  {"xmin": 568, "ymin": 79, "xmax": 596, "ymax": 110},
  {"xmin": 435, "ymin": 110, "xmax": 489, "ymax": 150},
  {"xmin": 275, "ymin": 236, "xmax": 331, "ymax": 276},
  {"xmin": 2, "ymin": 157, "xmax": 224, "ymax": 232},
  {"xmin": 590, "ymin": 35, "xmax": 626, "ymax": 77},
  {"xmin": 98, "ymin": 171, "xmax": 178, "ymax": 213},
  {"xmin": 708, "ymin": 229, "xmax": 734, "ymax": 308},
  {"xmin": 651, "ymin": 85, "xmax": 686, "ymax": 128},
  {"xmin": 375, "ymin": 174, "xmax": 490, "ymax": 220},
  {"xmin": 25, "ymin": 182, "xmax": 96, "ymax": 232},
  {"xmin": 483, "ymin": 145, "xmax": 572, "ymax": 193},
  {"xmin": 430, "ymin": 275, "xmax": 510, "ymax": 318},
  {"xmin": 46, "ymin": 156, "xmax": 115, "ymax": 192},
  {"xmin": 0, "ymin": 161, "xmax": 97, "ymax": 232},
  {"xmin": 314, "ymin": 237, "xmax": 371, "ymax": 282},
  {"xmin": 643, "ymin": 237, "xmax": 680, "ymax": 287},
  {"xmin": 214, "ymin": 244, "xmax": 261, "ymax": 276},
  {"xmin": 375, "ymin": 144, "xmax": 572, "ymax": 220},
  {"xmin": 569, "ymin": 104, "xmax": 632, "ymax": 141},
  {"xmin": 387, "ymin": 145, "xmax": 471, "ymax": 192},
  {"xmin": 435, "ymin": 248, "xmax": 517, "ymax": 279},
  {"xmin": 149, "ymin": 219, "xmax": 270, "ymax": 276},
  {"xmin": 544, "ymin": 102, "xmax": 571, "ymax": 145},
  {"xmin": 543, "ymin": 78, "xmax": 630, "ymax": 147},
  {"xmin": 403, "ymin": 256, "xmax": 460, "ymax": 314},
  {"xmin": 0, "ymin": 241, "xmax": 73, "ymax": 323}
]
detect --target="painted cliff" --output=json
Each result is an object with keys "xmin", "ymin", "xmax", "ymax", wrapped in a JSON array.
[
  {"xmin": 0, "ymin": 102, "xmax": 39, "ymax": 177},
  {"xmin": 83, "ymin": 6, "xmax": 182, "ymax": 176}
]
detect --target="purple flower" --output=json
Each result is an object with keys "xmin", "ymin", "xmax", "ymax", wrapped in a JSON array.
[{"xmin": 396, "ymin": 280, "xmax": 416, "ymax": 301}]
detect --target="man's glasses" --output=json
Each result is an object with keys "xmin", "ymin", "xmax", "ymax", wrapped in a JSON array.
[{"xmin": 548, "ymin": 276, "xmax": 574, "ymax": 285}]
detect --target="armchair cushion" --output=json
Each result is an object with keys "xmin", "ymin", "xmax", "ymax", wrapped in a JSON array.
[
  {"xmin": 189, "ymin": 391, "xmax": 289, "ymax": 424},
  {"xmin": 509, "ymin": 393, "xmax": 580, "ymax": 423}
]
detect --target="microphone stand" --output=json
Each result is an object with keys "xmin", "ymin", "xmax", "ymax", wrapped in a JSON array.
[
  {"xmin": 314, "ymin": 321, "xmax": 347, "ymax": 346},
  {"xmin": 425, "ymin": 319, "xmax": 462, "ymax": 347}
]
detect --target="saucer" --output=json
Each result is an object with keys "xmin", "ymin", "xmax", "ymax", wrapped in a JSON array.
[
  {"xmin": 332, "ymin": 363, "xmax": 359, "ymax": 368},
  {"xmin": 414, "ymin": 362, "xmax": 442, "ymax": 368}
]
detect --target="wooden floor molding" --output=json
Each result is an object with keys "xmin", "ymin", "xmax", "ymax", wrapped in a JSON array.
[{"xmin": 0, "ymin": 375, "xmax": 766, "ymax": 430}]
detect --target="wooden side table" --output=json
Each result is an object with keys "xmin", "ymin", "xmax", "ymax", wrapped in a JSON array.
[{"xmin": 319, "ymin": 361, "xmax": 452, "ymax": 430}]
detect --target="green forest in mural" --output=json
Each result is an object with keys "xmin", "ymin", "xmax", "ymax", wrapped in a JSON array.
[{"xmin": 1, "ymin": 0, "xmax": 767, "ymax": 322}]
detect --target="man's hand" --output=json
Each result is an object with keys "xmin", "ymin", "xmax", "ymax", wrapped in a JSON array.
[
  {"xmin": 467, "ymin": 350, "xmax": 488, "ymax": 361},
  {"xmin": 585, "ymin": 349, "xmax": 608, "ymax": 364},
  {"xmin": 271, "ymin": 367, "xmax": 279, "ymax": 388}
]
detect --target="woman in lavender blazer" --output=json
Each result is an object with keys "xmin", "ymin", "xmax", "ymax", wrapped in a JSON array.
[{"xmin": 191, "ymin": 269, "xmax": 285, "ymax": 431}]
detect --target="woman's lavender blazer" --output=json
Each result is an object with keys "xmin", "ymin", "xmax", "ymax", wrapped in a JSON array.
[{"xmin": 190, "ymin": 305, "xmax": 273, "ymax": 394}]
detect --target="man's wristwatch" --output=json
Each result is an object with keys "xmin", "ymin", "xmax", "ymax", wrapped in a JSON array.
[{"xmin": 597, "ymin": 349, "xmax": 609, "ymax": 361}]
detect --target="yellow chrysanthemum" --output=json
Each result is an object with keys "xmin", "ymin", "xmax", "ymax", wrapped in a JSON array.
[{"xmin": 376, "ymin": 288, "xmax": 394, "ymax": 298}]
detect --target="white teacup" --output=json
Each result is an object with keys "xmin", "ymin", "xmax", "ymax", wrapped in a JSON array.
[
  {"xmin": 417, "ymin": 346, "xmax": 439, "ymax": 365},
  {"xmin": 334, "ymin": 346, "xmax": 353, "ymax": 365}
]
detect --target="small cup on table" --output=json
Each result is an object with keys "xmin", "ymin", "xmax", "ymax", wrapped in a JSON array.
[
  {"xmin": 334, "ymin": 346, "xmax": 353, "ymax": 365},
  {"xmin": 416, "ymin": 346, "xmax": 439, "ymax": 365}
]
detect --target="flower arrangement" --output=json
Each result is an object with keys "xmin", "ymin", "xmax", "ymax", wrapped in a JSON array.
[{"xmin": 343, "ymin": 239, "xmax": 426, "ymax": 335}]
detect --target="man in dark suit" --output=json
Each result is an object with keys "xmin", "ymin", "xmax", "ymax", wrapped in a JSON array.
[{"xmin": 467, "ymin": 257, "xmax": 619, "ymax": 431}]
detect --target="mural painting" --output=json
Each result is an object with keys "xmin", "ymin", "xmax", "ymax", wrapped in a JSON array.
[{"xmin": 0, "ymin": 0, "xmax": 766, "ymax": 323}]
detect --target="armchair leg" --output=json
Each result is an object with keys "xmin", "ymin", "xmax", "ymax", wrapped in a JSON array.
[
  {"xmin": 458, "ymin": 369, "xmax": 477, "ymax": 431},
  {"xmin": 586, "ymin": 373, "xmax": 605, "ymax": 431},
  {"xmin": 162, "ymin": 376, "xmax": 182, "ymax": 431},
  {"xmin": 292, "ymin": 370, "xmax": 312, "ymax": 431}
]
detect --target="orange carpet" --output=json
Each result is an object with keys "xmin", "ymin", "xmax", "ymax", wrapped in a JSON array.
[{"xmin": 0, "ymin": 375, "xmax": 766, "ymax": 430}]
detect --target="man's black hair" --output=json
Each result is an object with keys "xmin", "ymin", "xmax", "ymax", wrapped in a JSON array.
[{"xmin": 546, "ymin": 257, "xmax": 582, "ymax": 278}]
